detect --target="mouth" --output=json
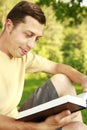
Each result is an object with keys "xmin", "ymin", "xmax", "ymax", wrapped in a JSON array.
[{"xmin": 20, "ymin": 48, "xmax": 28, "ymax": 55}]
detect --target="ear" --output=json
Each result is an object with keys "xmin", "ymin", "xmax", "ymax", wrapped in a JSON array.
[{"xmin": 5, "ymin": 19, "xmax": 14, "ymax": 33}]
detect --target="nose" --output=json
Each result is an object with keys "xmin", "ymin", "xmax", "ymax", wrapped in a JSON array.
[{"xmin": 27, "ymin": 40, "xmax": 35, "ymax": 49}]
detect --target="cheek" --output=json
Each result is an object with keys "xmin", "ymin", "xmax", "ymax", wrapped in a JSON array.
[{"xmin": 11, "ymin": 33, "xmax": 27, "ymax": 47}]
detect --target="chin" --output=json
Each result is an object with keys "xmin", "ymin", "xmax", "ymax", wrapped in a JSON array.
[
  {"xmin": 16, "ymin": 55, "xmax": 23, "ymax": 58},
  {"xmin": 14, "ymin": 53, "xmax": 24, "ymax": 58}
]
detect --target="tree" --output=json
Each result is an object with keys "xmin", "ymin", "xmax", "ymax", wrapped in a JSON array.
[
  {"xmin": 37, "ymin": 0, "xmax": 87, "ymax": 26},
  {"xmin": 0, "ymin": 0, "xmax": 21, "ymax": 28},
  {"xmin": 61, "ymin": 27, "xmax": 85, "ymax": 72}
]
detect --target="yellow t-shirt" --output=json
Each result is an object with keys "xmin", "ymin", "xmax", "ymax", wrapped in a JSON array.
[{"xmin": 0, "ymin": 51, "xmax": 48, "ymax": 118}]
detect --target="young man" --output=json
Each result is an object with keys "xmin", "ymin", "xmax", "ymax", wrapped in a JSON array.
[{"xmin": 0, "ymin": 1, "xmax": 87, "ymax": 130}]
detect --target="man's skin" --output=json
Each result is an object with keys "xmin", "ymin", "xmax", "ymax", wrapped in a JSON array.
[{"xmin": 0, "ymin": 14, "xmax": 87, "ymax": 130}]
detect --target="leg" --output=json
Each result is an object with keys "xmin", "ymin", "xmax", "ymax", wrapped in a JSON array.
[
  {"xmin": 62, "ymin": 121, "xmax": 87, "ymax": 130},
  {"xmin": 50, "ymin": 74, "xmax": 83, "ymax": 122},
  {"xmin": 19, "ymin": 79, "xmax": 62, "ymax": 130},
  {"xmin": 19, "ymin": 80, "xmax": 59, "ymax": 111},
  {"xmin": 50, "ymin": 74, "xmax": 87, "ymax": 130},
  {"xmin": 19, "ymin": 74, "xmax": 87, "ymax": 130},
  {"xmin": 50, "ymin": 74, "xmax": 76, "ymax": 97},
  {"xmin": 20, "ymin": 74, "xmax": 76, "ymax": 111}
]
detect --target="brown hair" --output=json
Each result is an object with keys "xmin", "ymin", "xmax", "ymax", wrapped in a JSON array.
[{"xmin": 6, "ymin": 1, "xmax": 46, "ymax": 26}]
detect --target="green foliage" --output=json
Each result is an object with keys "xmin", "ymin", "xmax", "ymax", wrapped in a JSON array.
[
  {"xmin": 0, "ymin": 0, "xmax": 21, "ymax": 27},
  {"xmin": 61, "ymin": 27, "xmax": 86, "ymax": 72},
  {"xmin": 31, "ymin": 0, "xmax": 87, "ymax": 75},
  {"xmin": 53, "ymin": 0, "xmax": 87, "ymax": 26},
  {"xmin": 37, "ymin": 0, "xmax": 87, "ymax": 26},
  {"xmin": 0, "ymin": 21, "xmax": 2, "ymax": 29}
]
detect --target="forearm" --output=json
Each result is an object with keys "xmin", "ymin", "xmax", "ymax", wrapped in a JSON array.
[
  {"xmin": 0, "ymin": 114, "xmax": 36, "ymax": 130},
  {"xmin": 56, "ymin": 63, "xmax": 86, "ymax": 84},
  {"xmin": 55, "ymin": 63, "xmax": 87, "ymax": 92},
  {"xmin": 0, "ymin": 110, "xmax": 78, "ymax": 130},
  {"xmin": 43, "ymin": 59, "xmax": 85, "ymax": 84}
]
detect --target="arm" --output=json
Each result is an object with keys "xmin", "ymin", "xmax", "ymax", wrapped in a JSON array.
[
  {"xmin": 41, "ymin": 60, "xmax": 87, "ymax": 92},
  {"xmin": 0, "ymin": 110, "xmax": 78, "ymax": 130}
]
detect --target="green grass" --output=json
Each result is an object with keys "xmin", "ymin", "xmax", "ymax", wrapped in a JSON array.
[{"xmin": 19, "ymin": 74, "xmax": 87, "ymax": 125}]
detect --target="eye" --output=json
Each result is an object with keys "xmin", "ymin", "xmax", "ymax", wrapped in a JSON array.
[
  {"xmin": 25, "ymin": 34, "xmax": 29, "ymax": 38},
  {"xmin": 36, "ymin": 36, "xmax": 42, "ymax": 41},
  {"xmin": 24, "ymin": 32, "xmax": 33, "ymax": 38}
]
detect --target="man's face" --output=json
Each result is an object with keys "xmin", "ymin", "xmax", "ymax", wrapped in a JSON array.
[{"xmin": 6, "ymin": 16, "xmax": 44, "ymax": 58}]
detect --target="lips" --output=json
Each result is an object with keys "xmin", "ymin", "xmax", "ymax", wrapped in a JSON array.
[{"xmin": 20, "ymin": 48, "xmax": 28, "ymax": 55}]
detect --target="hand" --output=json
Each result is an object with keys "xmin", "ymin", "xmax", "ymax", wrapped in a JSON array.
[
  {"xmin": 0, "ymin": 110, "xmax": 78, "ymax": 130},
  {"xmin": 26, "ymin": 110, "xmax": 78, "ymax": 130}
]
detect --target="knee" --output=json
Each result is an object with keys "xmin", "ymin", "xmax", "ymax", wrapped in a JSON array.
[
  {"xmin": 51, "ymin": 74, "xmax": 71, "ymax": 83},
  {"xmin": 50, "ymin": 74, "xmax": 76, "ymax": 96},
  {"xmin": 50, "ymin": 74, "xmax": 73, "ymax": 88}
]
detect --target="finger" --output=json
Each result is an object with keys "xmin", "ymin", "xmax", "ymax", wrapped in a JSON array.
[
  {"xmin": 45, "ymin": 110, "xmax": 71, "ymax": 125},
  {"xmin": 56, "ymin": 111, "xmax": 78, "ymax": 126},
  {"xmin": 43, "ymin": 110, "xmax": 78, "ymax": 130},
  {"xmin": 83, "ymin": 88, "xmax": 87, "ymax": 92}
]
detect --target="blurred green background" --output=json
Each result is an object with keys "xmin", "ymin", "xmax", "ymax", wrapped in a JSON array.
[{"xmin": 0, "ymin": 0, "xmax": 87, "ymax": 125}]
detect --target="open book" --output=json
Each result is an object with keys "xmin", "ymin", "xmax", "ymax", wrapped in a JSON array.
[{"xmin": 17, "ymin": 93, "xmax": 87, "ymax": 122}]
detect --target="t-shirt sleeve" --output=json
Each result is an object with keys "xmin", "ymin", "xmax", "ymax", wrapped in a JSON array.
[{"xmin": 25, "ymin": 52, "xmax": 48, "ymax": 73}]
